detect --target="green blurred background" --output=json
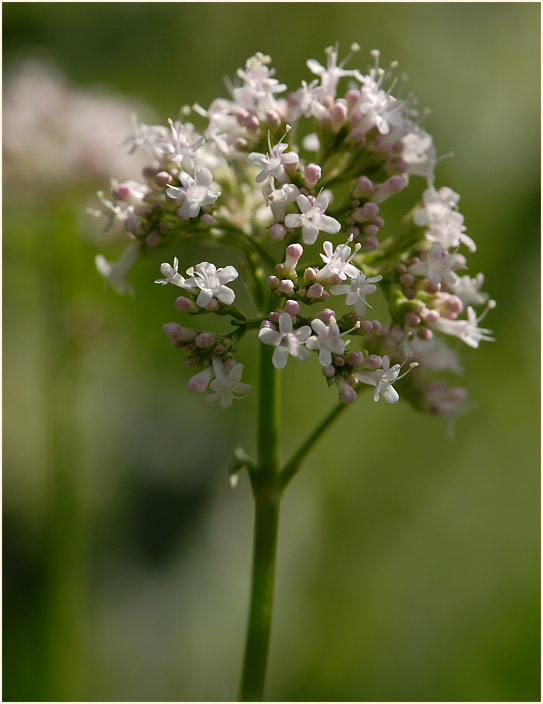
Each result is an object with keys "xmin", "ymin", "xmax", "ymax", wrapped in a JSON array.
[{"xmin": 3, "ymin": 3, "xmax": 540, "ymax": 701}]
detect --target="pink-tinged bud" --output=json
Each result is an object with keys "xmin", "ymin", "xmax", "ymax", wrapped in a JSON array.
[
  {"xmin": 358, "ymin": 320, "xmax": 373, "ymax": 335},
  {"xmin": 304, "ymin": 267, "xmax": 317, "ymax": 282},
  {"xmin": 404, "ymin": 312, "xmax": 421, "ymax": 327},
  {"xmin": 400, "ymin": 273, "xmax": 415, "ymax": 287},
  {"xmin": 346, "ymin": 226, "xmax": 360, "ymax": 238},
  {"xmin": 270, "ymin": 223, "xmax": 287, "ymax": 240},
  {"xmin": 322, "ymin": 96, "xmax": 334, "ymax": 109},
  {"xmin": 371, "ymin": 320, "xmax": 381, "ymax": 334},
  {"xmin": 235, "ymin": 108, "xmax": 249, "ymax": 126},
  {"xmin": 405, "ymin": 288, "xmax": 417, "ymax": 300},
  {"xmin": 201, "ymin": 213, "xmax": 214, "ymax": 226},
  {"xmin": 260, "ymin": 320, "xmax": 274, "ymax": 330},
  {"xmin": 298, "ymin": 288, "xmax": 307, "ymax": 296},
  {"xmin": 183, "ymin": 355, "xmax": 199, "ymax": 367},
  {"xmin": 163, "ymin": 322, "xmax": 182, "ymax": 340},
  {"xmin": 124, "ymin": 216, "xmax": 140, "ymax": 233},
  {"xmin": 155, "ymin": 171, "xmax": 172, "ymax": 187},
  {"xmin": 244, "ymin": 114, "xmax": 260, "ymax": 131},
  {"xmin": 345, "ymin": 351, "xmax": 364, "ymax": 366},
  {"xmin": 334, "ymin": 356, "xmax": 345, "ymax": 367},
  {"xmin": 304, "ymin": 162, "xmax": 322, "ymax": 187},
  {"xmin": 321, "ymin": 290, "xmax": 330, "ymax": 300},
  {"xmin": 361, "ymin": 202, "xmax": 380, "ymax": 219},
  {"xmin": 233, "ymin": 137, "xmax": 248, "ymax": 150},
  {"xmin": 417, "ymin": 327, "xmax": 433, "ymax": 340},
  {"xmin": 175, "ymin": 296, "xmax": 197, "ymax": 313},
  {"xmin": 456, "ymin": 254, "xmax": 467, "ymax": 269},
  {"xmin": 195, "ymin": 332, "xmax": 215, "ymax": 349},
  {"xmin": 322, "ymin": 365, "xmax": 336, "ymax": 378},
  {"xmin": 277, "ymin": 279, "xmax": 295, "ymax": 295},
  {"xmin": 205, "ymin": 298, "xmax": 219, "ymax": 311},
  {"xmin": 422, "ymin": 309, "xmax": 440, "ymax": 325},
  {"xmin": 362, "ymin": 236, "xmax": 379, "ymax": 251},
  {"xmin": 446, "ymin": 295, "xmax": 463, "ymax": 315},
  {"xmin": 265, "ymin": 110, "xmax": 281, "ymax": 127},
  {"xmin": 145, "ymin": 230, "xmax": 160, "ymax": 247},
  {"xmin": 365, "ymin": 354, "xmax": 383, "ymax": 369},
  {"xmin": 397, "ymin": 263, "xmax": 407, "ymax": 273},
  {"xmin": 319, "ymin": 308, "xmax": 336, "ymax": 324},
  {"xmin": 275, "ymin": 263, "xmax": 285, "ymax": 275},
  {"xmin": 345, "ymin": 89, "xmax": 360, "ymax": 106},
  {"xmin": 177, "ymin": 210, "xmax": 190, "ymax": 222},
  {"xmin": 364, "ymin": 225, "xmax": 379, "ymax": 237},
  {"xmin": 142, "ymin": 166, "xmax": 156, "ymax": 180},
  {"xmin": 287, "ymin": 92, "xmax": 299, "ymax": 108},
  {"xmin": 373, "ymin": 216, "xmax": 385, "ymax": 228},
  {"xmin": 423, "ymin": 280, "xmax": 440, "ymax": 294},
  {"xmin": 331, "ymin": 100, "xmax": 348, "ymax": 123},
  {"xmin": 284, "ymin": 299, "xmax": 300, "ymax": 317},
  {"xmin": 337, "ymin": 376, "xmax": 358, "ymax": 404},
  {"xmin": 186, "ymin": 366, "xmax": 214, "ymax": 393},
  {"xmin": 307, "ymin": 283, "xmax": 324, "ymax": 299},
  {"xmin": 176, "ymin": 326, "xmax": 198, "ymax": 342},
  {"xmin": 269, "ymin": 311, "xmax": 280, "ymax": 323},
  {"xmin": 214, "ymin": 344, "xmax": 226, "ymax": 355},
  {"xmin": 395, "ymin": 157, "xmax": 409, "ymax": 173},
  {"xmin": 371, "ymin": 175, "xmax": 405, "ymax": 203},
  {"xmin": 223, "ymin": 358, "xmax": 236, "ymax": 372},
  {"xmin": 284, "ymin": 243, "xmax": 303, "ymax": 273},
  {"xmin": 267, "ymin": 275, "xmax": 279, "ymax": 289}
]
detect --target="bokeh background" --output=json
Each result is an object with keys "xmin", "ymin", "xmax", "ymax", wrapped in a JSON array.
[{"xmin": 3, "ymin": 3, "xmax": 540, "ymax": 702}]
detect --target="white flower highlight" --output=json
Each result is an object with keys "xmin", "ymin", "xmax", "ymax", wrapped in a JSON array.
[
  {"xmin": 185, "ymin": 262, "xmax": 239, "ymax": 308},
  {"xmin": 258, "ymin": 313, "xmax": 311, "ymax": 369},
  {"xmin": 284, "ymin": 191, "xmax": 340, "ymax": 245},
  {"xmin": 203, "ymin": 356, "xmax": 252, "ymax": 409},
  {"xmin": 354, "ymin": 356, "xmax": 418, "ymax": 404}
]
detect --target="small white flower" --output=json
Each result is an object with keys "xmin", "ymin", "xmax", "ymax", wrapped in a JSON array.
[
  {"xmin": 307, "ymin": 44, "xmax": 361, "ymax": 98},
  {"xmin": 306, "ymin": 317, "xmax": 356, "ymax": 367},
  {"xmin": 289, "ymin": 79, "xmax": 328, "ymax": 120},
  {"xmin": 166, "ymin": 168, "xmax": 220, "ymax": 218},
  {"xmin": 330, "ymin": 270, "xmax": 383, "ymax": 316},
  {"xmin": 247, "ymin": 131, "xmax": 298, "ymax": 184},
  {"xmin": 155, "ymin": 257, "xmax": 196, "ymax": 290},
  {"xmin": 185, "ymin": 261, "xmax": 238, "ymax": 308},
  {"xmin": 354, "ymin": 355, "xmax": 418, "ymax": 404},
  {"xmin": 357, "ymin": 80, "xmax": 404, "ymax": 135},
  {"xmin": 401, "ymin": 128, "xmax": 437, "ymax": 182},
  {"xmin": 316, "ymin": 237, "xmax": 360, "ymax": 282},
  {"xmin": 155, "ymin": 118, "xmax": 205, "ymax": 170},
  {"xmin": 408, "ymin": 242, "xmax": 463, "ymax": 287},
  {"xmin": 448, "ymin": 273, "xmax": 489, "ymax": 307},
  {"xmin": 263, "ymin": 179, "xmax": 300, "ymax": 221},
  {"xmin": 433, "ymin": 301, "xmax": 496, "ymax": 349},
  {"xmin": 203, "ymin": 356, "xmax": 253, "ymax": 409},
  {"xmin": 95, "ymin": 243, "xmax": 139, "ymax": 296},
  {"xmin": 284, "ymin": 192, "xmax": 340, "ymax": 245},
  {"xmin": 258, "ymin": 313, "xmax": 311, "ymax": 369},
  {"xmin": 414, "ymin": 187, "xmax": 476, "ymax": 252}
]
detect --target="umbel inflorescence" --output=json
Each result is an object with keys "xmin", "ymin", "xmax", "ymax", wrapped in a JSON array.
[{"xmin": 92, "ymin": 44, "xmax": 495, "ymax": 428}]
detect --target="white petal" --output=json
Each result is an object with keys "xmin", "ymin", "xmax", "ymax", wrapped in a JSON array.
[
  {"xmin": 272, "ymin": 345, "xmax": 289, "ymax": 369},
  {"xmin": 381, "ymin": 385, "xmax": 400, "ymax": 403},
  {"xmin": 258, "ymin": 328, "xmax": 282, "ymax": 346},
  {"xmin": 196, "ymin": 289, "xmax": 213, "ymax": 307},
  {"xmin": 278, "ymin": 313, "xmax": 293, "ymax": 334},
  {"xmin": 216, "ymin": 286, "xmax": 235, "ymax": 305},
  {"xmin": 285, "ymin": 213, "xmax": 303, "ymax": 229},
  {"xmin": 217, "ymin": 266, "xmax": 238, "ymax": 284}
]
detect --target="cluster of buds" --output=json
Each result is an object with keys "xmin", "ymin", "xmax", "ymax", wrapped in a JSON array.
[{"xmin": 92, "ymin": 44, "xmax": 494, "ymax": 426}]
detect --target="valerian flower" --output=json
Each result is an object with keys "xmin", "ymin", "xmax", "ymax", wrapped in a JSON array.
[{"xmin": 258, "ymin": 313, "xmax": 311, "ymax": 369}]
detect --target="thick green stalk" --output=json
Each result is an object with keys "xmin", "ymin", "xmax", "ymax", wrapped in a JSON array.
[{"xmin": 239, "ymin": 343, "xmax": 281, "ymax": 702}]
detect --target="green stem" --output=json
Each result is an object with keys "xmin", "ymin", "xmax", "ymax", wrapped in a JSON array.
[
  {"xmin": 280, "ymin": 400, "xmax": 349, "ymax": 490},
  {"xmin": 239, "ymin": 344, "xmax": 281, "ymax": 702}
]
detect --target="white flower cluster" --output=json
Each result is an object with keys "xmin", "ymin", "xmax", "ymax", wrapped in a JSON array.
[{"xmin": 92, "ymin": 45, "xmax": 494, "ymax": 423}]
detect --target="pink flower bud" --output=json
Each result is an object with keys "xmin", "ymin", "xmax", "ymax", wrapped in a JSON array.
[
  {"xmin": 304, "ymin": 163, "xmax": 321, "ymax": 187},
  {"xmin": 213, "ymin": 344, "xmax": 226, "ymax": 355},
  {"xmin": 331, "ymin": 101, "xmax": 348, "ymax": 123},
  {"xmin": 223, "ymin": 358, "xmax": 236, "ymax": 372},
  {"xmin": 371, "ymin": 320, "xmax": 381, "ymax": 334},
  {"xmin": 370, "ymin": 175, "xmax": 405, "ymax": 204},
  {"xmin": 269, "ymin": 311, "xmax": 280, "ymax": 323},
  {"xmin": 334, "ymin": 356, "xmax": 345, "ymax": 367},
  {"xmin": 267, "ymin": 275, "xmax": 279, "ymax": 289},
  {"xmin": 233, "ymin": 137, "xmax": 248, "ymax": 150},
  {"xmin": 307, "ymin": 283, "xmax": 324, "ymax": 299},
  {"xmin": 346, "ymin": 226, "xmax": 360, "ymax": 238},
  {"xmin": 362, "ymin": 236, "xmax": 379, "ymax": 251},
  {"xmin": 163, "ymin": 322, "xmax": 181, "ymax": 340},
  {"xmin": 183, "ymin": 355, "xmax": 199, "ymax": 367},
  {"xmin": 304, "ymin": 267, "xmax": 317, "ymax": 282},
  {"xmin": 345, "ymin": 89, "xmax": 361, "ymax": 106},
  {"xmin": 175, "ymin": 296, "xmax": 197, "ymax": 313},
  {"xmin": 364, "ymin": 225, "xmax": 379, "ymax": 237},
  {"xmin": 265, "ymin": 110, "xmax": 281, "ymax": 127},
  {"xmin": 422, "ymin": 309, "xmax": 440, "ymax": 325},
  {"xmin": 322, "ymin": 365, "xmax": 336, "ymax": 378},
  {"xmin": 345, "ymin": 351, "xmax": 364, "ymax": 366},
  {"xmin": 195, "ymin": 332, "xmax": 215, "ymax": 348},
  {"xmin": 142, "ymin": 166, "xmax": 157, "ymax": 180},
  {"xmin": 275, "ymin": 263, "xmax": 285, "ymax": 275},
  {"xmin": 358, "ymin": 320, "xmax": 373, "ymax": 335},
  {"xmin": 284, "ymin": 243, "xmax": 303, "ymax": 273},
  {"xmin": 404, "ymin": 312, "xmax": 421, "ymax": 327},
  {"xmin": 365, "ymin": 354, "xmax": 383, "ymax": 369},
  {"xmin": 277, "ymin": 279, "xmax": 295, "ymax": 295},
  {"xmin": 124, "ymin": 216, "xmax": 140, "ymax": 233},
  {"xmin": 155, "ymin": 171, "xmax": 172, "ymax": 187},
  {"xmin": 270, "ymin": 223, "xmax": 287, "ymax": 240},
  {"xmin": 417, "ymin": 327, "xmax": 433, "ymax": 340},
  {"xmin": 400, "ymin": 273, "xmax": 415, "ymax": 287},
  {"xmin": 201, "ymin": 213, "xmax": 214, "ymax": 226},
  {"xmin": 319, "ymin": 308, "xmax": 336, "ymax": 324},
  {"xmin": 145, "ymin": 231, "xmax": 160, "ymax": 247},
  {"xmin": 205, "ymin": 298, "xmax": 219, "ymax": 311},
  {"xmin": 336, "ymin": 376, "xmax": 358, "ymax": 404},
  {"xmin": 244, "ymin": 114, "xmax": 259, "ymax": 131},
  {"xmin": 186, "ymin": 366, "xmax": 214, "ymax": 393},
  {"xmin": 284, "ymin": 299, "xmax": 300, "ymax": 317},
  {"xmin": 235, "ymin": 109, "xmax": 249, "ymax": 126}
]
